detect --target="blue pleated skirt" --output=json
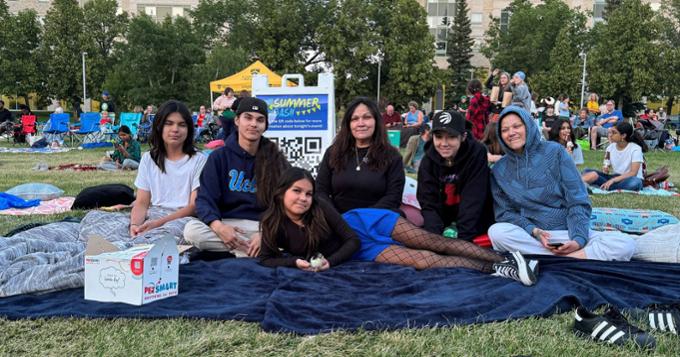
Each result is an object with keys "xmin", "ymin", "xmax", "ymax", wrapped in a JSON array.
[{"xmin": 342, "ymin": 208, "xmax": 401, "ymax": 261}]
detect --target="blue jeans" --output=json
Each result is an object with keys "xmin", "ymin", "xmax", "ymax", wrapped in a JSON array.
[{"xmin": 583, "ymin": 169, "xmax": 643, "ymax": 191}]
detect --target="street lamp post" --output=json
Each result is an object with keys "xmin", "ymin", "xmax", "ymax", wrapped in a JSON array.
[
  {"xmin": 579, "ymin": 51, "xmax": 587, "ymax": 109},
  {"xmin": 82, "ymin": 52, "xmax": 88, "ymax": 112}
]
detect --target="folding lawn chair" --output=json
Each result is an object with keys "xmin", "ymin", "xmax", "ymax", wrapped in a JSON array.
[
  {"xmin": 42, "ymin": 113, "xmax": 71, "ymax": 144},
  {"xmin": 137, "ymin": 114, "xmax": 154, "ymax": 143},
  {"xmin": 115, "ymin": 112, "xmax": 142, "ymax": 139},
  {"xmin": 13, "ymin": 115, "xmax": 37, "ymax": 145},
  {"xmin": 72, "ymin": 112, "xmax": 101, "ymax": 144}
]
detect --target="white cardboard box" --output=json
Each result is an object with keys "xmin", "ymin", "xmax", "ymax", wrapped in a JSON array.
[{"xmin": 84, "ymin": 235, "xmax": 179, "ymax": 305}]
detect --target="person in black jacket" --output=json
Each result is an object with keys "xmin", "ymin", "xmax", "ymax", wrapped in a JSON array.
[
  {"xmin": 184, "ymin": 97, "xmax": 289, "ymax": 257},
  {"xmin": 417, "ymin": 110, "xmax": 495, "ymax": 241},
  {"xmin": 316, "ymin": 96, "xmax": 404, "ymax": 213}
]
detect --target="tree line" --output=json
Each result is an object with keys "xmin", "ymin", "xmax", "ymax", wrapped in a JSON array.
[{"xmin": 0, "ymin": 0, "xmax": 441, "ymax": 112}]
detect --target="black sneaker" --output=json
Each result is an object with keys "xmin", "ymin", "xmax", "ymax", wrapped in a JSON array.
[
  {"xmin": 492, "ymin": 251, "xmax": 537, "ymax": 286},
  {"xmin": 573, "ymin": 306, "xmax": 656, "ymax": 349},
  {"xmin": 640, "ymin": 304, "xmax": 680, "ymax": 335}
]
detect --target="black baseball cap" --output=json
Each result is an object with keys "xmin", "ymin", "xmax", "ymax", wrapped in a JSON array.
[
  {"xmin": 236, "ymin": 97, "xmax": 268, "ymax": 118},
  {"xmin": 431, "ymin": 110, "xmax": 466, "ymax": 136}
]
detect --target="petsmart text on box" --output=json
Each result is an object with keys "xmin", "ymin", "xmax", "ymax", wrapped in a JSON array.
[{"xmin": 84, "ymin": 236, "xmax": 179, "ymax": 306}]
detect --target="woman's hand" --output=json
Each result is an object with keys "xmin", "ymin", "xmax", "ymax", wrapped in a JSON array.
[
  {"xmin": 136, "ymin": 219, "xmax": 161, "ymax": 234},
  {"xmin": 247, "ymin": 232, "xmax": 261, "ymax": 257},
  {"xmin": 552, "ymin": 240, "xmax": 581, "ymax": 255},
  {"xmin": 296, "ymin": 258, "xmax": 330, "ymax": 272},
  {"xmin": 600, "ymin": 178, "xmax": 616, "ymax": 190}
]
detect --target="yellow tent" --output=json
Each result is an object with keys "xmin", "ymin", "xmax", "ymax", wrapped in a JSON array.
[{"xmin": 209, "ymin": 60, "xmax": 294, "ymax": 93}]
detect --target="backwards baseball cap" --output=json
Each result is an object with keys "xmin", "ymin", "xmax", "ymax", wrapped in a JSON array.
[
  {"xmin": 236, "ymin": 97, "xmax": 269, "ymax": 129},
  {"xmin": 431, "ymin": 110, "xmax": 466, "ymax": 136},
  {"xmin": 236, "ymin": 97, "xmax": 268, "ymax": 117}
]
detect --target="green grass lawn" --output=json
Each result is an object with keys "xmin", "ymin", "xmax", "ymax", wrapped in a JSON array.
[{"xmin": 1, "ymin": 145, "xmax": 679, "ymax": 356}]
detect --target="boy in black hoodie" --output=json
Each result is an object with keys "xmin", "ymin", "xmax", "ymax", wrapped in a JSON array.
[
  {"xmin": 417, "ymin": 110, "xmax": 494, "ymax": 241},
  {"xmin": 184, "ymin": 97, "xmax": 289, "ymax": 257}
]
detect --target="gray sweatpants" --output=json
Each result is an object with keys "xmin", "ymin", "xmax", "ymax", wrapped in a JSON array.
[
  {"xmin": 488, "ymin": 222, "xmax": 636, "ymax": 261},
  {"xmin": 183, "ymin": 218, "xmax": 259, "ymax": 257}
]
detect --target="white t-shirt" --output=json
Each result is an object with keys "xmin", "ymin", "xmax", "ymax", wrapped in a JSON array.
[
  {"xmin": 134, "ymin": 152, "xmax": 208, "ymax": 210},
  {"xmin": 571, "ymin": 145, "xmax": 584, "ymax": 165},
  {"xmin": 606, "ymin": 143, "xmax": 644, "ymax": 178}
]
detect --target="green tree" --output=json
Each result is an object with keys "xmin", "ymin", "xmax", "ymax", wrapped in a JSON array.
[
  {"xmin": 588, "ymin": 0, "xmax": 661, "ymax": 107},
  {"xmin": 446, "ymin": 0, "xmax": 474, "ymax": 102},
  {"xmin": 319, "ymin": 0, "xmax": 436, "ymax": 108},
  {"xmin": 0, "ymin": 8, "xmax": 46, "ymax": 108},
  {"xmin": 482, "ymin": 0, "xmax": 580, "ymax": 77},
  {"xmin": 40, "ymin": 0, "xmax": 85, "ymax": 104},
  {"xmin": 530, "ymin": 11, "xmax": 589, "ymax": 102},
  {"xmin": 105, "ymin": 15, "xmax": 204, "ymax": 109},
  {"xmin": 658, "ymin": 0, "xmax": 680, "ymax": 113},
  {"xmin": 380, "ymin": 0, "xmax": 437, "ymax": 107},
  {"xmin": 186, "ymin": 45, "xmax": 250, "ymax": 108},
  {"xmin": 190, "ymin": 0, "xmax": 256, "ymax": 50},
  {"xmin": 82, "ymin": 0, "xmax": 128, "ymax": 97},
  {"xmin": 603, "ymin": 0, "xmax": 622, "ymax": 20}
]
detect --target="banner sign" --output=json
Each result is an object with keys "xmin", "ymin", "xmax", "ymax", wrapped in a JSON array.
[
  {"xmin": 259, "ymin": 94, "xmax": 329, "ymax": 131},
  {"xmin": 252, "ymin": 73, "xmax": 335, "ymax": 177}
]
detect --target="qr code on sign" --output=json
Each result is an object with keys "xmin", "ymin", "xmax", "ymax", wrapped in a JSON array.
[{"xmin": 270, "ymin": 136, "xmax": 323, "ymax": 176}]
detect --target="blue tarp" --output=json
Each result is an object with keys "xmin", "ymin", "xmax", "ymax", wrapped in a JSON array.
[
  {"xmin": 0, "ymin": 193, "xmax": 40, "ymax": 210},
  {"xmin": 1, "ymin": 257, "xmax": 679, "ymax": 334}
]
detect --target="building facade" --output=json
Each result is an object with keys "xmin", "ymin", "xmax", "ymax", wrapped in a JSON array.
[
  {"xmin": 6, "ymin": 0, "xmax": 199, "ymax": 21},
  {"xmin": 417, "ymin": 0, "xmax": 662, "ymax": 69}
]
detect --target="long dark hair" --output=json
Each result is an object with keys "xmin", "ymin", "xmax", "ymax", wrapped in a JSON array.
[
  {"xmin": 482, "ymin": 121, "xmax": 503, "ymax": 155},
  {"xmin": 150, "ymin": 100, "xmax": 196, "ymax": 173},
  {"xmin": 548, "ymin": 119, "xmax": 578, "ymax": 148},
  {"xmin": 253, "ymin": 136, "xmax": 290, "ymax": 207},
  {"xmin": 615, "ymin": 121, "xmax": 648, "ymax": 153},
  {"xmin": 329, "ymin": 97, "xmax": 397, "ymax": 171},
  {"xmin": 260, "ymin": 167, "xmax": 330, "ymax": 258}
]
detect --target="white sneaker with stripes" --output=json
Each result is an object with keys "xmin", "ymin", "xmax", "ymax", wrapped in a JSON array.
[
  {"xmin": 644, "ymin": 305, "xmax": 679, "ymax": 335},
  {"xmin": 573, "ymin": 306, "xmax": 656, "ymax": 349}
]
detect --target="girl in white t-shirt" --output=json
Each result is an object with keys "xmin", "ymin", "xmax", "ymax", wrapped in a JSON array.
[
  {"xmin": 581, "ymin": 122, "xmax": 646, "ymax": 191},
  {"xmin": 129, "ymin": 100, "xmax": 207, "ymax": 237}
]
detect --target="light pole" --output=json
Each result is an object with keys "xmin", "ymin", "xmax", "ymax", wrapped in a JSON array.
[
  {"xmin": 15, "ymin": 81, "xmax": 19, "ymax": 110},
  {"xmin": 82, "ymin": 52, "xmax": 88, "ymax": 112},
  {"xmin": 373, "ymin": 49, "xmax": 383, "ymax": 104},
  {"xmin": 469, "ymin": 68, "xmax": 475, "ymax": 80},
  {"xmin": 579, "ymin": 51, "xmax": 587, "ymax": 109}
]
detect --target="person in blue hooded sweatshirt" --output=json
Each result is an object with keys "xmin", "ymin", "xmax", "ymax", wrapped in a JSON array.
[
  {"xmin": 487, "ymin": 106, "xmax": 636, "ymax": 261},
  {"xmin": 184, "ymin": 97, "xmax": 289, "ymax": 257}
]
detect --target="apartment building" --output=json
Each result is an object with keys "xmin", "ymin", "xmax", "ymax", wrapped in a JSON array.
[
  {"xmin": 6, "ymin": 0, "xmax": 199, "ymax": 21},
  {"xmin": 417, "ymin": 0, "xmax": 662, "ymax": 69}
]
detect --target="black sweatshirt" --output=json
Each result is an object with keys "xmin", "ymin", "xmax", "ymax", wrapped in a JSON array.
[
  {"xmin": 316, "ymin": 146, "xmax": 405, "ymax": 213},
  {"xmin": 259, "ymin": 200, "xmax": 360, "ymax": 268},
  {"xmin": 416, "ymin": 136, "xmax": 494, "ymax": 240}
]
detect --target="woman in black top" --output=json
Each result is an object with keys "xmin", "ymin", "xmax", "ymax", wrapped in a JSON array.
[
  {"xmin": 316, "ymin": 97, "xmax": 404, "ymax": 213},
  {"xmin": 259, "ymin": 168, "xmax": 360, "ymax": 270}
]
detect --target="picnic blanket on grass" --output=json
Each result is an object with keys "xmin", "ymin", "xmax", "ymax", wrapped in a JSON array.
[
  {"xmin": 1, "ymin": 257, "xmax": 679, "ymax": 334},
  {"xmin": 0, "ymin": 147, "xmax": 72, "ymax": 154},
  {"xmin": 0, "ymin": 208, "xmax": 192, "ymax": 297},
  {"xmin": 0, "ymin": 197, "xmax": 75, "ymax": 216},
  {"xmin": 590, "ymin": 186, "xmax": 680, "ymax": 197}
]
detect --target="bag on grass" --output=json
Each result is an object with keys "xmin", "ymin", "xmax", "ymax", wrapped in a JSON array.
[
  {"xmin": 643, "ymin": 166, "xmax": 670, "ymax": 188},
  {"xmin": 72, "ymin": 183, "xmax": 135, "ymax": 209},
  {"xmin": 6, "ymin": 183, "xmax": 64, "ymax": 201}
]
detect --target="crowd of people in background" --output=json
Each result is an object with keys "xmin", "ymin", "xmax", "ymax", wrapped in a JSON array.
[{"xmin": 381, "ymin": 68, "xmax": 678, "ymax": 194}]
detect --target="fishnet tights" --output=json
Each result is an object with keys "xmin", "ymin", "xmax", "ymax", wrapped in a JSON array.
[{"xmin": 375, "ymin": 218, "xmax": 503, "ymax": 272}]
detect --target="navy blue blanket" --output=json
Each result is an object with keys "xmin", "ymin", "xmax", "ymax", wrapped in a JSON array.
[{"xmin": 2, "ymin": 257, "xmax": 679, "ymax": 334}]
